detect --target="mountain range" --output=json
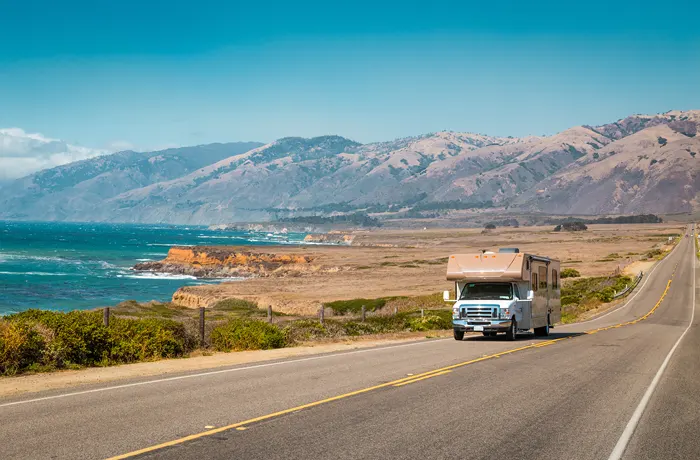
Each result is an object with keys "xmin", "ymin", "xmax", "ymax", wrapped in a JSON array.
[{"xmin": 1, "ymin": 110, "xmax": 698, "ymax": 223}]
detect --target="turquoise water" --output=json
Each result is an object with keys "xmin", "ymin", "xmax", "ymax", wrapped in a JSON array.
[{"xmin": 0, "ymin": 221, "xmax": 307, "ymax": 315}]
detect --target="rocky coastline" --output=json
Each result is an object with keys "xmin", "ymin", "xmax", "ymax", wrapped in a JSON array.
[{"xmin": 133, "ymin": 246, "xmax": 316, "ymax": 279}]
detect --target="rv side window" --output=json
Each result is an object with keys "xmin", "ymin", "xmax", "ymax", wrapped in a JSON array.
[
  {"xmin": 552, "ymin": 270, "xmax": 559, "ymax": 289},
  {"xmin": 532, "ymin": 273, "xmax": 538, "ymax": 292},
  {"xmin": 512, "ymin": 284, "xmax": 520, "ymax": 299},
  {"xmin": 539, "ymin": 266, "xmax": 547, "ymax": 290}
]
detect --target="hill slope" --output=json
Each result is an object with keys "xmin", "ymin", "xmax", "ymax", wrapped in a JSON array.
[{"xmin": 1, "ymin": 111, "xmax": 698, "ymax": 223}]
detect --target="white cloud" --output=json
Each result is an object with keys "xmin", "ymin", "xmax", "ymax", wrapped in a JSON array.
[{"xmin": 0, "ymin": 128, "xmax": 107, "ymax": 180}]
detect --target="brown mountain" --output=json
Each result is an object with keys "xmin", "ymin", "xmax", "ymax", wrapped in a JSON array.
[{"xmin": 0, "ymin": 111, "xmax": 697, "ymax": 223}]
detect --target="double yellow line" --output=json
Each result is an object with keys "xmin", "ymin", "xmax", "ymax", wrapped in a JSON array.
[{"xmin": 108, "ymin": 266, "xmax": 679, "ymax": 459}]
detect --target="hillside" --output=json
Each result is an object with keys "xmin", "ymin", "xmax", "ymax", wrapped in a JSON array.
[
  {"xmin": 0, "ymin": 142, "xmax": 262, "ymax": 221},
  {"xmin": 0, "ymin": 111, "xmax": 698, "ymax": 223}
]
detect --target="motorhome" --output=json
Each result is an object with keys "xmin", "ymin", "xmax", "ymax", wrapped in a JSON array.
[{"xmin": 444, "ymin": 248, "xmax": 561, "ymax": 341}]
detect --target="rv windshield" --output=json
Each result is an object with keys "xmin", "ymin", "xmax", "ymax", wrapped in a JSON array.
[{"xmin": 459, "ymin": 283, "xmax": 513, "ymax": 301}]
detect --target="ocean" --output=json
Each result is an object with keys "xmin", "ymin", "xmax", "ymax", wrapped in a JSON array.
[{"xmin": 0, "ymin": 221, "xmax": 308, "ymax": 315}]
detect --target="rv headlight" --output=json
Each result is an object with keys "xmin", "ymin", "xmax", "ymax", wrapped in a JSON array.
[
  {"xmin": 499, "ymin": 309, "xmax": 510, "ymax": 319},
  {"xmin": 452, "ymin": 308, "xmax": 459, "ymax": 319}
]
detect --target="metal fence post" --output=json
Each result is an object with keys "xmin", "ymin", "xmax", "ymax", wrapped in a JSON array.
[
  {"xmin": 199, "ymin": 307, "xmax": 205, "ymax": 347},
  {"xmin": 361, "ymin": 305, "xmax": 366, "ymax": 322},
  {"xmin": 103, "ymin": 307, "xmax": 110, "ymax": 327},
  {"xmin": 319, "ymin": 305, "xmax": 325, "ymax": 325},
  {"xmin": 267, "ymin": 305, "xmax": 273, "ymax": 324}
]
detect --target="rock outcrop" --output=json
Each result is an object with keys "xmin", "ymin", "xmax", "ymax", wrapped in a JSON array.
[
  {"xmin": 303, "ymin": 233, "xmax": 354, "ymax": 244},
  {"xmin": 133, "ymin": 246, "xmax": 315, "ymax": 279}
]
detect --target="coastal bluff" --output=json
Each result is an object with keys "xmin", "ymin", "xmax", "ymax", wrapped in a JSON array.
[{"xmin": 133, "ymin": 246, "xmax": 315, "ymax": 279}]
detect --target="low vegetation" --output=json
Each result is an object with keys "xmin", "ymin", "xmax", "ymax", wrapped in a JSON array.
[
  {"xmin": 1, "ymin": 294, "xmax": 452, "ymax": 376},
  {"xmin": 0, "ymin": 310, "xmax": 195, "ymax": 376},
  {"xmin": 560, "ymin": 275, "xmax": 632, "ymax": 323},
  {"xmin": 560, "ymin": 268, "xmax": 581, "ymax": 278}
]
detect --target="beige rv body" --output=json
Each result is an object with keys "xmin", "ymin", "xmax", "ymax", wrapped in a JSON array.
[{"xmin": 447, "ymin": 250, "xmax": 561, "ymax": 339}]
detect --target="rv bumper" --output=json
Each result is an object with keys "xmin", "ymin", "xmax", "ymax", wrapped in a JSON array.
[{"xmin": 452, "ymin": 319, "xmax": 513, "ymax": 333}]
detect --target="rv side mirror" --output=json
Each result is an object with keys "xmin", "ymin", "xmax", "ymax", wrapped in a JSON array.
[
  {"xmin": 443, "ymin": 290, "xmax": 451, "ymax": 301},
  {"xmin": 527, "ymin": 290, "xmax": 534, "ymax": 300}
]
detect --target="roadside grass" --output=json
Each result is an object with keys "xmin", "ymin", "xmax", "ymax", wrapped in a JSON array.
[{"xmin": 560, "ymin": 275, "xmax": 632, "ymax": 323}]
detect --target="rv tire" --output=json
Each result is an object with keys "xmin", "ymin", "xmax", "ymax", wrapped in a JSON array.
[
  {"xmin": 453, "ymin": 330, "xmax": 465, "ymax": 341},
  {"xmin": 534, "ymin": 316, "xmax": 551, "ymax": 337},
  {"xmin": 505, "ymin": 319, "xmax": 517, "ymax": 341}
]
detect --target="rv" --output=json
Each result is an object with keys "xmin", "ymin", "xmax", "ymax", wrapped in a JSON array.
[{"xmin": 444, "ymin": 248, "xmax": 561, "ymax": 341}]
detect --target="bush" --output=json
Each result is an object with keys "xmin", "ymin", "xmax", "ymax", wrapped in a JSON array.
[
  {"xmin": 324, "ymin": 298, "xmax": 387, "ymax": 315},
  {"xmin": 561, "ymin": 268, "xmax": 581, "ymax": 278},
  {"xmin": 211, "ymin": 319, "xmax": 287, "ymax": 352},
  {"xmin": 0, "ymin": 321, "xmax": 45, "ymax": 375},
  {"xmin": 554, "ymin": 222, "xmax": 588, "ymax": 232},
  {"xmin": 3, "ymin": 309, "xmax": 196, "ymax": 372},
  {"xmin": 408, "ymin": 314, "xmax": 451, "ymax": 331}
]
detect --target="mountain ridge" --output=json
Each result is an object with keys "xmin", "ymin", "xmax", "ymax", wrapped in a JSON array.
[{"xmin": 1, "ymin": 111, "xmax": 698, "ymax": 223}]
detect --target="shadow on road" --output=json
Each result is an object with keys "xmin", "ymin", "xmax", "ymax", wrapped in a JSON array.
[{"xmin": 462, "ymin": 331, "xmax": 585, "ymax": 342}]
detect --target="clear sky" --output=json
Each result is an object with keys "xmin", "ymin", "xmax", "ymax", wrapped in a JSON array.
[{"xmin": 1, "ymin": 0, "xmax": 699, "ymax": 151}]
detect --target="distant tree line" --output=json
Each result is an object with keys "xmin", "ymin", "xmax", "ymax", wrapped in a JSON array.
[
  {"xmin": 547, "ymin": 214, "xmax": 662, "ymax": 225},
  {"xmin": 279, "ymin": 212, "xmax": 382, "ymax": 227}
]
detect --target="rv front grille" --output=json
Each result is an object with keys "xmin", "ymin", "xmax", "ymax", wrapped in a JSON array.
[{"xmin": 462, "ymin": 306, "xmax": 499, "ymax": 319}]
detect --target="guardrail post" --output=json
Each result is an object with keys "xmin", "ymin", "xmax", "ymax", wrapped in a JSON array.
[
  {"xmin": 267, "ymin": 305, "xmax": 273, "ymax": 324},
  {"xmin": 319, "ymin": 305, "xmax": 325, "ymax": 325},
  {"xmin": 103, "ymin": 307, "xmax": 110, "ymax": 327},
  {"xmin": 361, "ymin": 305, "xmax": 366, "ymax": 322},
  {"xmin": 199, "ymin": 307, "xmax": 205, "ymax": 347}
]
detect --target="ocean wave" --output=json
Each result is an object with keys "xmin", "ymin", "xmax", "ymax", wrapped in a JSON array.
[
  {"xmin": 120, "ymin": 272, "xmax": 198, "ymax": 280},
  {"xmin": 146, "ymin": 243, "xmax": 189, "ymax": 247},
  {"xmin": 135, "ymin": 258, "xmax": 153, "ymax": 262},
  {"xmin": 0, "ymin": 271, "xmax": 70, "ymax": 276}
]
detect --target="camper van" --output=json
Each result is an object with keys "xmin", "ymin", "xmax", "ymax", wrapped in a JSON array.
[{"xmin": 444, "ymin": 248, "xmax": 561, "ymax": 341}]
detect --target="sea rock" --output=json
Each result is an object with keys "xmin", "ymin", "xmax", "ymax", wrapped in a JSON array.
[
  {"xmin": 133, "ymin": 246, "xmax": 315, "ymax": 279},
  {"xmin": 303, "ymin": 233, "xmax": 354, "ymax": 244}
]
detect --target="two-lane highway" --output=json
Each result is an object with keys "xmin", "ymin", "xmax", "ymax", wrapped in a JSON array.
[{"xmin": 1, "ymin": 232, "xmax": 696, "ymax": 459}]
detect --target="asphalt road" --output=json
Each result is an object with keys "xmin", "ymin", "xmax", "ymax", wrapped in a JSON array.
[{"xmin": 1, "ymin": 231, "xmax": 696, "ymax": 460}]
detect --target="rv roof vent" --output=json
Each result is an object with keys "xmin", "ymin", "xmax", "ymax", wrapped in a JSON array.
[{"xmin": 499, "ymin": 248, "xmax": 520, "ymax": 253}]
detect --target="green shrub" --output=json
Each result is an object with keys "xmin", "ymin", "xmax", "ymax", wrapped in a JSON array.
[
  {"xmin": 408, "ymin": 314, "xmax": 451, "ymax": 331},
  {"xmin": 211, "ymin": 319, "xmax": 287, "ymax": 352},
  {"xmin": 3, "ymin": 309, "xmax": 196, "ymax": 372},
  {"xmin": 324, "ymin": 298, "xmax": 388, "ymax": 315},
  {"xmin": 0, "ymin": 321, "xmax": 45, "ymax": 375},
  {"xmin": 561, "ymin": 268, "xmax": 581, "ymax": 278}
]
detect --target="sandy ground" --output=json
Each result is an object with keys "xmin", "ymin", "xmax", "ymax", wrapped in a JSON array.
[
  {"xmin": 0, "ymin": 331, "xmax": 452, "ymax": 398},
  {"xmin": 173, "ymin": 223, "xmax": 685, "ymax": 314}
]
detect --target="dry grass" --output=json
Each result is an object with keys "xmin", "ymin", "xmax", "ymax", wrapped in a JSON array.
[{"xmin": 171, "ymin": 223, "xmax": 685, "ymax": 315}]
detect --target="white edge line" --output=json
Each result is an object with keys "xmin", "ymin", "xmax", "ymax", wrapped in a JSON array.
[
  {"xmin": 0, "ymin": 338, "xmax": 448, "ymax": 409},
  {"xmin": 607, "ymin": 230, "xmax": 695, "ymax": 460},
  {"xmin": 561, "ymin": 237, "xmax": 681, "ymax": 328}
]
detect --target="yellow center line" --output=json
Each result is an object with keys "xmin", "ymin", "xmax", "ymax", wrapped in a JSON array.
[
  {"xmin": 107, "ymin": 259, "xmax": 683, "ymax": 459},
  {"xmin": 393, "ymin": 370, "xmax": 452, "ymax": 387}
]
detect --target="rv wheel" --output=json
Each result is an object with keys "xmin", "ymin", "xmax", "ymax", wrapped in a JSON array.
[
  {"xmin": 453, "ymin": 330, "xmax": 465, "ymax": 341},
  {"xmin": 505, "ymin": 319, "xmax": 517, "ymax": 341}
]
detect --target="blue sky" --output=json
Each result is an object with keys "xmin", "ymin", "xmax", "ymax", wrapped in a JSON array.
[{"xmin": 1, "ymin": 0, "xmax": 699, "ymax": 151}]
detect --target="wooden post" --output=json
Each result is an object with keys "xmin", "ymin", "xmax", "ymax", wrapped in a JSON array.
[
  {"xmin": 199, "ymin": 307, "xmax": 205, "ymax": 347},
  {"xmin": 319, "ymin": 305, "xmax": 325, "ymax": 325},
  {"xmin": 267, "ymin": 305, "xmax": 273, "ymax": 324},
  {"xmin": 394, "ymin": 306, "xmax": 398, "ymax": 316},
  {"xmin": 103, "ymin": 307, "xmax": 110, "ymax": 327},
  {"xmin": 361, "ymin": 305, "xmax": 366, "ymax": 322},
  {"xmin": 421, "ymin": 309, "xmax": 424, "ymax": 318}
]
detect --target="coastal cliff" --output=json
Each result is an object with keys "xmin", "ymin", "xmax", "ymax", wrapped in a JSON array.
[
  {"xmin": 303, "ymin": 233, "xmax": 354, "ymax": 244},
  {"xmin": 133, "ymin": 246, "xmax": 315, "ymax": 279}
]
